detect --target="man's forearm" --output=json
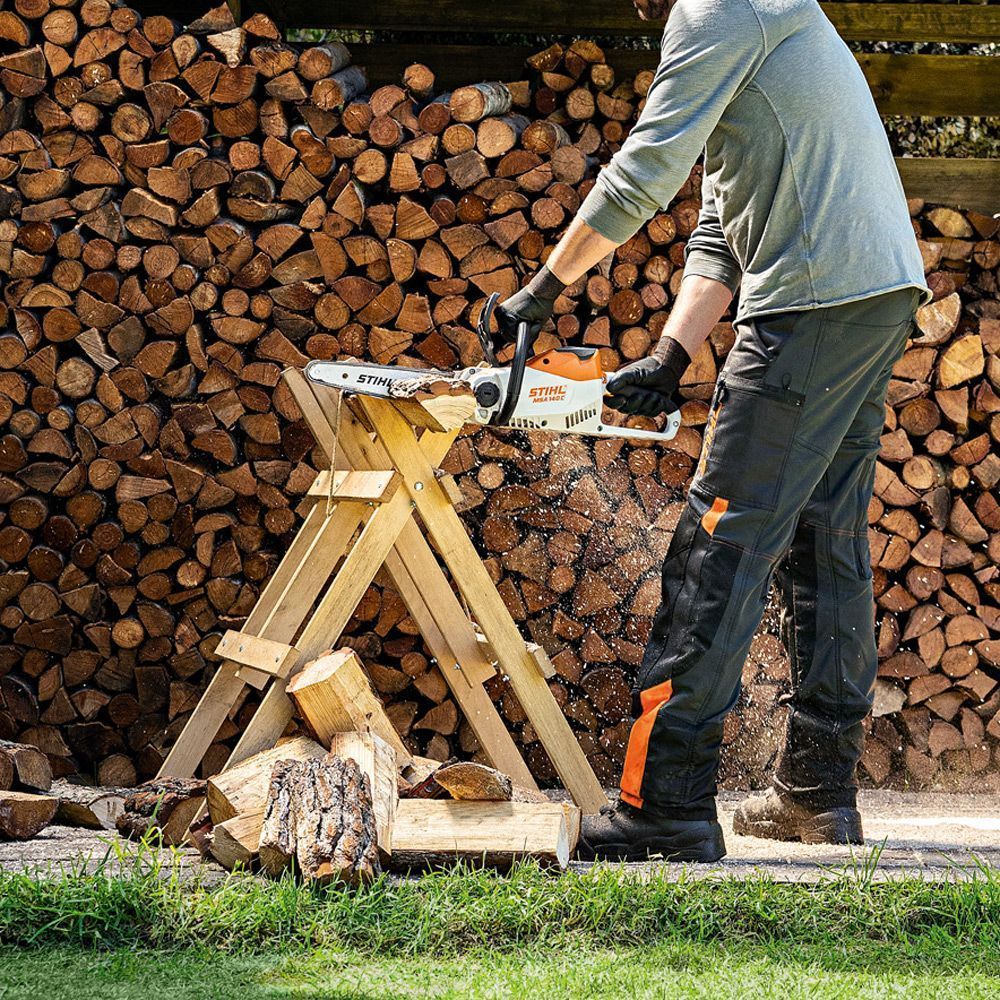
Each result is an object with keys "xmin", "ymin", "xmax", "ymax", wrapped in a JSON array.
[
  {"xmin": 544, "ymin": 216, "xmax": 620, "ymax": 285},
  {"xmin": 543, "ymin": 218, "xmax": 732, "ymax": 355},
  {"xmin": 656, "ymin": 274, "xmax": 733, "ymax": 358}
]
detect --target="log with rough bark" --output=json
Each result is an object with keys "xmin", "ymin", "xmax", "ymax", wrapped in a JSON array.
[
  {"xmin": 116, "ymin": 777, "xmax": 206, "ymax": 845},
  {"xmin": 258, "ymin": 752, "xmax": 381, "ymax": 884},
  {"xmin": 52, "ymin": 779, "xmax": 126, "ymax": 829}
]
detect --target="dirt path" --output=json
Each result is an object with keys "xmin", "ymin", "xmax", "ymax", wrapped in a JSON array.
[{"xmin": 1, "ymin": 790, "xmax": 997, "ymax": 882}]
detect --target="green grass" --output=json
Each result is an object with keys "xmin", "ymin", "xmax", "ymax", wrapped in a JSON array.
[
  {"xmin": 2, "ymin": 940, "xmax": 1000, "ymax": 1000},
  {"xmin": 1, "ymin": 839, "xmax": 999, "ymax": 997}
]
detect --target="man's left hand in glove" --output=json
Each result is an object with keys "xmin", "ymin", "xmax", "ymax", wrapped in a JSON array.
[
  {"xmin": 605, "ymin": 337, "xmax": 691, "ymax": 417},
  {"xmin": 492, "ymin": 265, "xmax": 567, "ymax": 348}
]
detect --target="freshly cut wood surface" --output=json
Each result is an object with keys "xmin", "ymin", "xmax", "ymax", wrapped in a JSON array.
[
  {"xmin": 206, "ymin": 736, "xmax": 327, "ymax": 823},
  {"xmin": 288, "ymin": 649, "xmax": 410, "ymax": 763},
  {"xmin": 388, "ymin": 375, "xmax": 479, "ymax": 431},
  {"xmin": 209, "ymin": 812, "xmax": 261, "ymax": 870},
  {"xmin": 392, "ymin": 799, "xmax": 576, "ymax": 869}
]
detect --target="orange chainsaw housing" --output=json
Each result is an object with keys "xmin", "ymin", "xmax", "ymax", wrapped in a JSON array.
[{"xmin": 526, "ymin": 348, "xmax": 604, "ymax": 383}]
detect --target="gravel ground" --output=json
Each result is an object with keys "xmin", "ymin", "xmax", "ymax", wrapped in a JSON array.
[{"xmin": 2, "ymin": 790, "xmax": 998, "ymax": 883}]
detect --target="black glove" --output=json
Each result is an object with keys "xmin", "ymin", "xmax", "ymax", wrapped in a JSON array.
[
  {"xmin": 493, "ymin": 265, "xmax": 567, "ymax": 347},
  {"xmin": 605, "ymin": 337, "xmax": 691, "ymax": 417}
]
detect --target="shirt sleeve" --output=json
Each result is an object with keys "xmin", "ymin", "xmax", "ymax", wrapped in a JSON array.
[
  {"xmin": 683, "ymin": 171, "xmax": 742, "ymax": 292},
  {"xmin": 578, "ymin": 0, "xmax": 767, "ymax": 245}
]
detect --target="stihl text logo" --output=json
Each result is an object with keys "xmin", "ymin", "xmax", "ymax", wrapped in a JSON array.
[
  {"xmin": 357, "ymin": 374, "xmax": 394, "ymax": 387},
  {"xmin": 528, "ymin": 385, "xmax": 567, "ymax": 403}
]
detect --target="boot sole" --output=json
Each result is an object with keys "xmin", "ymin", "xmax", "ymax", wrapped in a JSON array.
[
  {"xmin": 577, "ymin": 821, "xmax": 727, "ymax": 863},
  {"xmin": 732, "ymin": 807, "xmax": 864, "ymax": 846}
]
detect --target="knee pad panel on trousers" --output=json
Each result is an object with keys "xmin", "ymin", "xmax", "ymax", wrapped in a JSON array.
[
  {"xmin": 636, "ymin": 500, "xmax": 750, "ymax": 695},
  {"xmin": 775, "ymin": 706, "xmax": 865, "ymax": 808}
]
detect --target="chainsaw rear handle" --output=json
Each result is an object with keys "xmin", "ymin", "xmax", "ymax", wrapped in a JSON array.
[{"xmin": 477, "ymin": 292, "xmax": 532, "ymax": 424}]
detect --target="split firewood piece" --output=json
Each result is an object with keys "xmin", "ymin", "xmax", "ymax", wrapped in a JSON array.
[
  {"xmin": 116, "ymin": 777, "xmax": 206, "ymax": 846},
  {"xmin": 391, "ymin": 800, "xmax": 577, "ymax": 870},
  {"xmin": 288, "ymin": 649, "xmax": 410, "ymax": 763},
  {"xmin": 258, "ymin": 752, "xmax": 381, "ymax": 884},
  {"xmin": 399, "ymin": 755, "xmax": 452, "ymax": 799},
  {"xmin": 206, "ymin": 735, "xmax": 327, "ymax": 823},
  {"xmin": 51, "ymin": 780, "xmax": 126, "ymax": 830},
  {"xmin": 327, "ymin": 731, "xmax": 397, "ymax": 852},
  {"xmin": 426, "ymin": 760, "xmax": 547, "ymax": 803},
  {"xmin": 209, "ymin": 812, "xmax": 262, "ymax": 870},
  {"xmin": 0, "ymin": 791, "xmax": 58, "ymax": 840},
  {"xmin": 433, "ymin": 761, "xmax": 513, "ymax": 801},
  {"xmin": 0, "ymin": 740, "xmax": 52, "ymax": 791},
  {"xmin": 257, "ymin": 758, "xmax": 297, "ymax": 875}
]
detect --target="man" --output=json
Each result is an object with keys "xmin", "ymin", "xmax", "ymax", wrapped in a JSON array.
[{"xmin": 493, "ymin": 0, "xmax": 930, "ymax": 861}]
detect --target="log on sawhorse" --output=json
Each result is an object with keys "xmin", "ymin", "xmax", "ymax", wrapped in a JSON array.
[{"xmin": 159, "ymin": 367, "xmax": 606, "ymax": 814}]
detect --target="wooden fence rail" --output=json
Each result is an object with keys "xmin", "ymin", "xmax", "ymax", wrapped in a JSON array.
[{"xmin": 239, "ymin": 0, "xmax": 1000, "ymax": 42}]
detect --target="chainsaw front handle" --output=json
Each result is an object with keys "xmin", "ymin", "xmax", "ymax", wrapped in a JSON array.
[{"xmin": 477, "ymin": 292, "xmax": 532, "ymax": 426}]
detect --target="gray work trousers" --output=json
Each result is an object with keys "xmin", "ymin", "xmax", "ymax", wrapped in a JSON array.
[{"xmin": 621, "ymin": 288, "xmax": 920, "ymax": 818}]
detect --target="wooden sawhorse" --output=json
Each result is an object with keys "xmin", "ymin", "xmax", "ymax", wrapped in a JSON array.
[{"xmin": 159, "ymin": 367, "xmax": 606, "ymax": 813}]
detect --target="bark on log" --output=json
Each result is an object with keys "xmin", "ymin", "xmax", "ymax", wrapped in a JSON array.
[
  {"xmin": 116, "ymin": 777, "xmax": 206, "ymax": 845},
  {"xmin": 258, "ymin": 752, "xmax": 381, "ymax": 884},
  {"xmin": 52, "ymin": 779, "xmax": 126, "ymax": 829}
]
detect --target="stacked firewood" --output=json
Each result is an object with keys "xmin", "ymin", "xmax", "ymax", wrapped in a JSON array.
[
  {"xmin": 0, "ymin": 2, "xmax": 997, "ymax": 795},
  {"xmin": 202, "ymin": 653, "xmax": 576, "ymax": 876}
]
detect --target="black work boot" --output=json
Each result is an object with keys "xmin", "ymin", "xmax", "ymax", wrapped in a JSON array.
[
  {"xmin": 733, "ymin": 787, "xmax": 864, "ymax": 845},
  {"xmin": 577, "ymin": 798, "xmax": 727, "ymax": 863}
]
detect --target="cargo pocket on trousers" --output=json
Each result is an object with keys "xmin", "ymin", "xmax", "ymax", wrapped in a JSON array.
[{"xmin": 692, "ymin": 374, "xmax": 805, "ymax": 511}]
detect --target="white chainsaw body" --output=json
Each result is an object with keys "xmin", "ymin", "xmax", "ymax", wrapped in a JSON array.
[{"xmin": 305, "ymin": 352, "xmax": 681, "ymax": 444}]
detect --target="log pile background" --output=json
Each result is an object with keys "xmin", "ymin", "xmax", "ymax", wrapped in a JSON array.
[{"xmin": 0, "ymin": 1, "xmax": 998, "ymax": 794}]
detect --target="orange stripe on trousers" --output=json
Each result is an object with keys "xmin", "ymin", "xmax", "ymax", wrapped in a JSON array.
[
  {"xmin": 619, "ymin": 678, "xmax": 674, "ymax": 809},
  {"xmin": 700, "ymin": 496, "xmax": 728, "ymax": 537}
]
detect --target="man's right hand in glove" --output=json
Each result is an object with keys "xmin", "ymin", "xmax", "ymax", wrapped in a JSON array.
[
  {"xmin": 605, "ymin": 337, "xmax": 691, "ymax": 417},
  {"xmin": 492, "ymin": 264, "xmax": 567, "ymax": 348}
]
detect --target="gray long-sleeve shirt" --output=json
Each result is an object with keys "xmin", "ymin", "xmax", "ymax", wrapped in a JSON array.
[{"xmin": 578, "ymin": 0, "xmax": 931, "ymax": 322}]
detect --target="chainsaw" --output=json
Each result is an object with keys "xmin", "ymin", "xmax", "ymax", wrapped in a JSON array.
[{"xmin": 304, "ymin": 293, "xmax": 681, "ymax": 443}]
